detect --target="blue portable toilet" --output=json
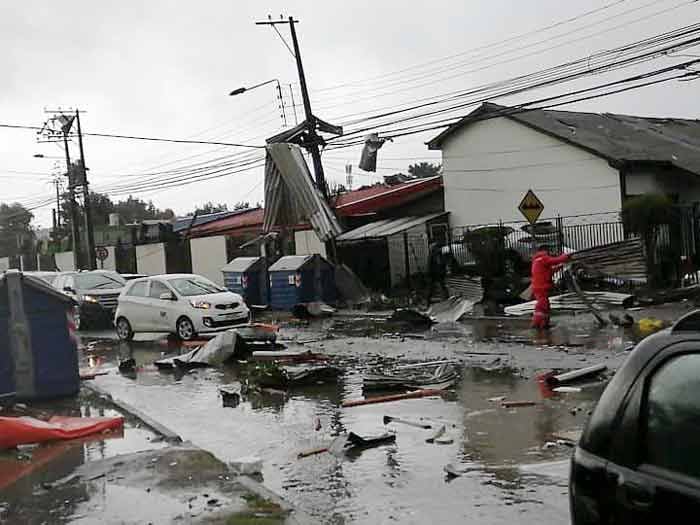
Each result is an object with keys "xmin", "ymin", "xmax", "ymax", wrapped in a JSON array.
[
  {"xmin": 222, "ymin": 256, "xmax": 269, "ymax": 306},
  {"xmin": 0, "ymin": 270, "xmax": 80, "ymax": 400},
  {"xmin": 268, "ymin": 254, "xmax": 336, "ymax": 310}
]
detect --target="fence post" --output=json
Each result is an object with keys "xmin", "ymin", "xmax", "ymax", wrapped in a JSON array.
[
  {"xmin": 403, "ymin": 231, "xmax": 411, "ymax": 289},
  {"xmin": 556, "ymin": 215, "xmax": 564, "ymax": 254}
]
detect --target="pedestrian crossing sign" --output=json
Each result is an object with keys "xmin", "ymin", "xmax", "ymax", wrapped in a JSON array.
[{"xmin": 518, "ymin": 189, "xmax": 544, "ymax": 225}]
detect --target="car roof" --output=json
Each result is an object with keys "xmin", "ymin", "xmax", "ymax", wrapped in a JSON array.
[{"xmin": 155, "ymin": 273, "xmax": 206, "ymax": 280}]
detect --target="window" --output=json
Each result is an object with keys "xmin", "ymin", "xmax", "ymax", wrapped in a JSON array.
[
  {"xmin": 127, "ymin": 281, "xmax": 148, "ymax": 297},
  {"xmin": 644, "ymin": 353, "xmax": 700, "ymax": 479},
  {"xmin": 74, "ymin": 272, "xmax": 125, "ymax": 290},
  {"xmin": 149, "ymin": 280, "xmax": 171, "ymax": 299},
  {"xmin": 64, "ymin": 276, "xmax": 74, "ymax": 290},
  {"xmin": 167, "ymin": 277, "xmax": 225, "ymax": 296}
]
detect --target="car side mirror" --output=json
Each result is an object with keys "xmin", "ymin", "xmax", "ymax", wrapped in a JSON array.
[
  {"xmin": 159, "ymin": 292, "xmax": 176, "ymax": 301},
  {"xmin": 63, "ymin": 286, "xmax": 74, "ymax": 293}
]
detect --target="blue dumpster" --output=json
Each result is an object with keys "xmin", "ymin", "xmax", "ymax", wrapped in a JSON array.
[
  {"xmin": 268, "ymin": 255, "xmax": 335, "ymax": 310},
  {"xmin": 222, "ymin": 256, "xmax": 268, "ymax": 306},
  {"xmin": 0, "ymin": 270, "xmax": 80, "ymax": 400}
]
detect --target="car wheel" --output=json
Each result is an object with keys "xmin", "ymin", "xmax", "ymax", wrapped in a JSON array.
[
  {"xmin": 176, "ymin": 316, "xmax": 197, "ymax": 341},
  {"xmin": 115, "ymin": 317, "xmax": 134, "ymax": 341}
]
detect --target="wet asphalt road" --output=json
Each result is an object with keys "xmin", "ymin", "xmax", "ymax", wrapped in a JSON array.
[{"xmin": 67, "ymin": 315, "xmax": 637, "ymax": 524}]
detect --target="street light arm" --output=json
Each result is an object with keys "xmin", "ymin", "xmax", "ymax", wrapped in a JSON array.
[{"xmin": 229, "ymin": 78, "xmax": 280, "ymax": 96}]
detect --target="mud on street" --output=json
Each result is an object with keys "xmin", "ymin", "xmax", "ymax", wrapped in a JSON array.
[{"xmin": 5, "ymin": 303, "xmax": 689, "ymax": 525}]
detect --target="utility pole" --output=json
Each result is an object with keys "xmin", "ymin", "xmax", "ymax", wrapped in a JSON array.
[
  {"xmin": 61, "ymin": 129, "xmax": 82, "ymax": 270},
  {"xmin": 53, "ymin": 177, "xmax": 61, "ymax": 229},
  {"xmin": 256, "ymin": 16, "xmax": 339, "ymax": 199},
  {"xmin": 75, "ymin": 110, "xmax": 96, "ymax": 270}
]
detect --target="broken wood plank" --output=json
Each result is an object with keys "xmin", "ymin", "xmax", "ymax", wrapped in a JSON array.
[{"xmin": 342, "ymin": 389, "xmax": 445, "ymax": 408}]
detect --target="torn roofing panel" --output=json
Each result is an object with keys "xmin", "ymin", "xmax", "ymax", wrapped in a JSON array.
[
  {"xmin": 336, "ymin": 212, "xmax": 448, "ymax": 242},
  {"xmin": 263, "ymin": 143, "xmax": 343, "ymax": 242}
]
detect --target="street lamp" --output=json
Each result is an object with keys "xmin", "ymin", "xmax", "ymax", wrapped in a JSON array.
[{"xmin": 229, "ymin": 78, "xmax": 287, "ymax": 127}]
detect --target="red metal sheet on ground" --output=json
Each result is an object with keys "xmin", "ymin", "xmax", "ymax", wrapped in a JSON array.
[{"xmin": 0, "ymin": 415, "xmax": 124, "ymax": 449}]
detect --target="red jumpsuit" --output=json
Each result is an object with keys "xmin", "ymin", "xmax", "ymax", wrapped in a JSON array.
[{"xmin": 530, "ymin": 250, "xmax": 570, "ymax": 329}]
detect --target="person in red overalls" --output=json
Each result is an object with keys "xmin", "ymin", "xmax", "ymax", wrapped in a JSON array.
[{"xmin": 531, "ymin": 245, "xmax": 570, "ymax": 329}]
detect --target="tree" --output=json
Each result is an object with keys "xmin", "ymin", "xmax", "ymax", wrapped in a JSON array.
[
  {"xmin": 0, "ymin": 203, "xmax": 34, "ymax": 257},
  {"xmin": 190, "ymin": 202, "xmax": 229, "ymax": 216},
  {"xmin": 407, "ymin": 162, "xmax": 442, "ymax": 179},
  {"xmin": 60, "ymin": 192, "xmax": 174, "ymax": 233}
]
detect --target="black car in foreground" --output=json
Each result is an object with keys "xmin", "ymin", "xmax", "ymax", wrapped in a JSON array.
[{"xmin": 571, "ymin": 309, "xmax": 700, "ymax": 524}]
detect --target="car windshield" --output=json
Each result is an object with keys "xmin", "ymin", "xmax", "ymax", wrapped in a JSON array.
[
  {"xmin": 168, "ymin": 277, "xmax": 226, "ymax": 296},
  {"xmin": 74, "ymin": 272, "xmax": 125, "ymax": 290}
]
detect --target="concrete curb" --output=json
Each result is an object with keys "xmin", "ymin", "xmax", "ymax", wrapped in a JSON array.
[
  {"xmin": 82, "ymin": 383, "xmax": 182, "ymax": 443},
  {"xmin": 82, "ymin": 383, "xmax": 317, "ymax": 524}
]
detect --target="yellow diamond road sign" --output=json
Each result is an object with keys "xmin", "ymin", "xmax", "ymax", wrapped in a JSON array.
[{"xmin": 518, "ymin": 189, "xmax": 544, "ymax": 225}]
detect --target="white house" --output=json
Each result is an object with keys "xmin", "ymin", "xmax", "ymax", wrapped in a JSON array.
[{"xmin": 427, "ymin": 103, "xmax": 700, "ymax": 227}]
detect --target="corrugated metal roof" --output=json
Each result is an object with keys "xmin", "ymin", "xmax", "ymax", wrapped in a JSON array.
[
  {"xmin": 268, "ymin": 255, "xmax": 314, "ymax": 272},
  {"xmin": 263, "ymin": 144, "xmax": 343, "ymax": 242},
  {"xmin": 428, "ymin": 103, "xmax": 700, "ymax": 176},
  {"xmin": 336, "ymin": 212, "xmax": 448, "ymax": 242},
  {"xmin": 221, "ymin": 257, "xmax": 263, "ymax": 273}
]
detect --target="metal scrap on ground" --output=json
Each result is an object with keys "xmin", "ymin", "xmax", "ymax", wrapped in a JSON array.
[
  {"xmin": 363, "ymin": 363, "xmax": 460, "ymax": 391},
  {"xmin": 427, "ymin": 296, "xmax": 476, "ymax": 323},
  {"xmin": 504, "ymin": 291, "xmax": 634, "ymax": 316}
]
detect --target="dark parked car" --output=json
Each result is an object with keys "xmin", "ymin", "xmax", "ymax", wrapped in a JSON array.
[
  {"xmin": 53, "ymin": 270, "xmax": 126, "ymax": 330},
  {"xmin": 570, "ymin": 309, "xmax": 700, "ymax": 524}
]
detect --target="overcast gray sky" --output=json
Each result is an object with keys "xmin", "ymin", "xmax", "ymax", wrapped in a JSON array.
[{"xmin": 2, "ymin": 0, "xmax": 699, "ymax": 228}]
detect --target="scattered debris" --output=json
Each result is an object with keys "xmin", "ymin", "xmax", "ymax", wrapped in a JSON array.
[
  {"xmin": 363, "ymin": 364, "xmax": 459, "ymax": 391},
  {"xmin": 250, "ymin": 350, "xmax": 329, "ymax": 364},
  {"xmin": 552, "ymin": 386, "xmax": 582, "ymax": 393},
  {"xmin": 501, "ymin": 401, "xmax": 538, "ymax": 408},
  {"xmin": 297, "ymin": 432, "xmax": 396, "ymax": 460},
  {"xmin": 247, "ymin": 362, "xmax": 342, "ymax": 388},
  {"xmin": 388, "ymin": 308, "xmax": 435, "ymax": 327},
  {"xmin": 434, "ymin": 435, "xmax": 454, "ymax": 445},
  {"xmin": 155, "ymin": 330, "xmax": 240, "ymax": 369},
  {"xmin": 427, "ymin": 296, "xmax": 476, "ymax": 323},
  {"xmin": 546, "ymin": 364, "xmax": 607, "ymax": 386},
  {"xmin": 297, "ymin": 446, "xmax": 329, "ymax": 459},
  {"xmin": 426, "ymin": 425, "xmax": 447, "ymax": 443},
  {"xmin": 291, "ymin": 302, "xmax": 336, "ymax": 319},
  {"xmin": 383, "ymin": 415, "xmax": 432, "ymax": 429},
  {"xmin": 342, "ymin": 389, "xmax": 445, "ymax": 408},
  {"xmin": 219, "ymin": 385, "xmax": 241, "ymax": 408},
  {"xmin": 504, "ymin": 291, "xmax": 633, "ymax": 316}
]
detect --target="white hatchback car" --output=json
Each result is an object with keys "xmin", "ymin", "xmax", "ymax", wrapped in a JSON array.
[{"xmin": 114, "ymin": 274, "xmax": 250, "ymax": 341}]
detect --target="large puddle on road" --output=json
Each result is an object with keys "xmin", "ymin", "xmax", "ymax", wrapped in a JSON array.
[{"xmin": 71, "ymin": 330, "xmax": 606, "ymax": 525}]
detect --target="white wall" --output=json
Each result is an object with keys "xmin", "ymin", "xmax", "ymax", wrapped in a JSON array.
[
  {"xmin": 190, "ymin": 236, "xmax": 227, "ymax": 285},
  {"xmin": 136, "ymin": 243, "xmax": 166, "ymax": 275},
  {"xmin": 294, "ymin": 230, "xmax": 327, "ymax": 257},
  {"xmin": 54, "ymin": 251, "xmax": 75, "ymax": 271},
  {"xmin": 440, "ymin": 117, "xmax": 621, "ymax": 226}
]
